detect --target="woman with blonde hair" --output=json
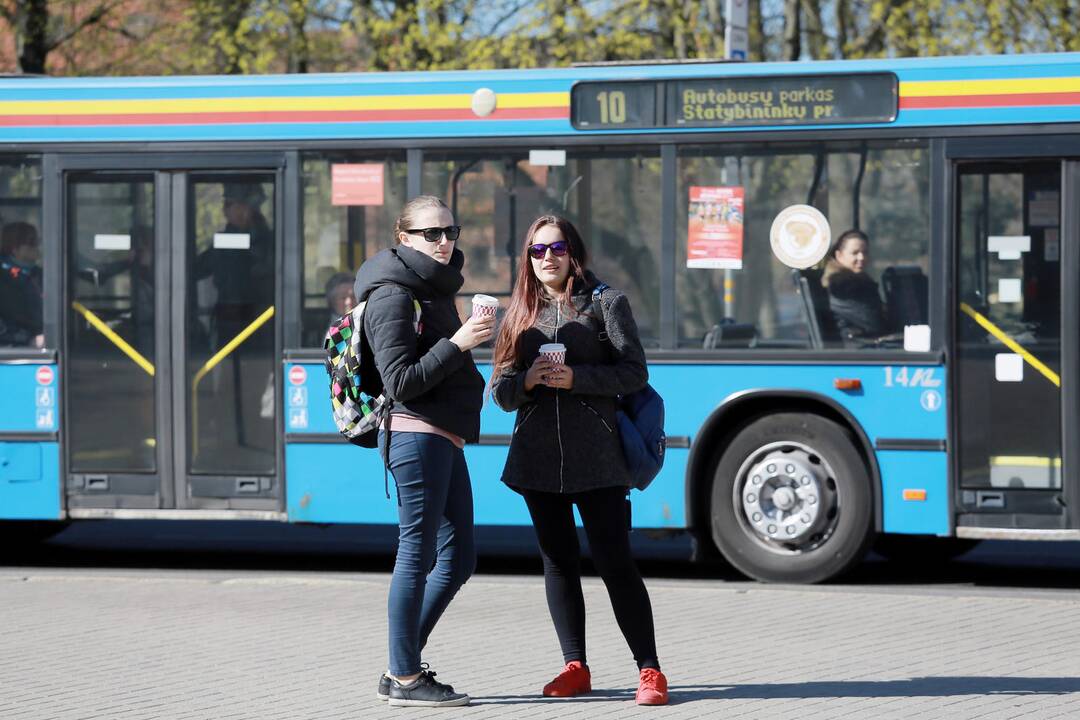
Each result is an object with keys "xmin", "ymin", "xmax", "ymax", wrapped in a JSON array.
[{"xmin": 353, "ymin": 195, "xmax": 494, "ymax": 707}]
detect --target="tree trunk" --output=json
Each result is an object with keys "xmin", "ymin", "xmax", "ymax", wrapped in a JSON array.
[
  {"xmin": 801, "ymin": 0, "xmax": 825, "ymax": 60},
  {"xmin": 748, "ymin": 0, "xmax": 765, "ymax": 61},
  {"xmin": 783, "ymin": 0, "xmax": 801, "ymax": 61},
  {"xmin": 17, "ymin": 0, "xmax": 49, "ymax": 74}
]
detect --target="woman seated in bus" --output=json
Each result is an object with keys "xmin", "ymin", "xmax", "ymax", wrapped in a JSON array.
[
  {"xmin": 490, "ymin": 215, "xmax": 670, "ymax": 706},
  {"xmin": 0, "ymin": 221, "xmax": 44, "ymax": 348},
  {"xmin": 354, "ymin": 195, "xmax": 493, "ymax": 708},
  {"xmin": 822, "ymin": 228, "xmax": 887, "ymax": 344},
  {"xmin": 324, "ymin": 271, "xmax": 357, "ymax": 331}
]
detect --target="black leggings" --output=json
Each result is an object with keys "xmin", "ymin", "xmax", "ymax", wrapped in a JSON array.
[{"xmin": 521, "ymin": 486, "xmax": 659, "ymax": 671}]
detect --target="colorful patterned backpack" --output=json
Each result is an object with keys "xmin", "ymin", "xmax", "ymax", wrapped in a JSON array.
[{"xmin": 323, "ymin": 291, "xmax": 421, "ymax": 448}]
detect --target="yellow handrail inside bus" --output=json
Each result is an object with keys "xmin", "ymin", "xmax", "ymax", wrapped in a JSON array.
[
  {"xmin": 190, "ymin": 305, "xmax": 275, "ymax": 457},
  {"xmin": 958, "ymin": 302, "xmax": 1060, "ymax": 387},
  {"xmin": 71, "ymin": 301, "xmax": 155, "ymax": 377}
]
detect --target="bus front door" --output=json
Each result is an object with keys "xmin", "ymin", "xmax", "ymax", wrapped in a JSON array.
[
  {"xmin": 953, "ymin": 160, "xmax": 1068, "ymax": 533},
  {"xmin": 64, "ymin": 166, "xmax": 282, "ymax": 514}
]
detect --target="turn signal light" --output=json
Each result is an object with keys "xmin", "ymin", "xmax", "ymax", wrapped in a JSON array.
[
  {"xmin": 903, "ymin": 489, "xmax": 928, "ymax": 502},
  {"xmin": 834, "ymin": 378, "xmax": 862, "ymax": 391}
]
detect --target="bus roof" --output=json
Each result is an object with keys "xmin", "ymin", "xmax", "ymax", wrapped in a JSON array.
[{"xmin": 2, "ymin": 52, "xmax": 1079, "ymax": 144}]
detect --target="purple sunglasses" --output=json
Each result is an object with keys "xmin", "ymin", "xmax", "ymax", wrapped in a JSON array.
[{"xmin": 528, "ymin": 240, "xmax": 569, "ymax": 259}]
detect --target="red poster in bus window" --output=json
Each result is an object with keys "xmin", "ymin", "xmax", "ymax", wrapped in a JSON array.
[
  {"xmin": 687, "ymin": 186, "xmax": 744, "ymax": 269},
  {"xmin": 331, "ymin": 163, "xmax": 384, "ymax": 206}
]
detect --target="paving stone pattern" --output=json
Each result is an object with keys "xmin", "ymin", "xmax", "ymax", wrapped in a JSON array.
[{"xmin": 2, "ymin": 569, "xmax": 1080, "ymax": 719}]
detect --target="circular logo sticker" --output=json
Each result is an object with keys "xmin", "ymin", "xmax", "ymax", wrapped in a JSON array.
[
  {"xmin": 920, "ymin": 390, "xmax": 942, "ymax": 412},
  {"xmin": 769, "ymin": 204, "xmax": 832, "ymax": 269},
  {"xmin": 288, "ymin": 365, "xmax": 307, "ymax": 386},
  {"xmin": 35, "ymin": 366, "xmax": 54, "ymax": 385}
]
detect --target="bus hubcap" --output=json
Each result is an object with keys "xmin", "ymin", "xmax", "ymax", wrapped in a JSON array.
[{"xmin": 735, "ymin": 441, "xmax": 838, "ymax": 552}]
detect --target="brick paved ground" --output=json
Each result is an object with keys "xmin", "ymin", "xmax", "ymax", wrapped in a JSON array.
[{"xmin": 3, "ymin": 567, "xmax": 1080, "ymax": 719}]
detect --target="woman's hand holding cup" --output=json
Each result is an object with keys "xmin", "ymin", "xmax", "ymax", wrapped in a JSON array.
[
  {"xmin": 524, "ymin": 355, "xmax": 553, "ymax": 392},
  {"xmin": 450, "ymin": 294, "xmax": 499, "ymax": 352},
  {"xmin": 450, "ymin": 313, "xmax": 495, "ymax": 352}
]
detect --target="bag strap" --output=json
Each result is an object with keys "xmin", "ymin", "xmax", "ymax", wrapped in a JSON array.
[
  {"xmin": 591, "ymin": 282, "xmax": 611, "ymax": 342},
  {"xmin": 360, "ymin": 285, "xmax": 421, "ymax": 501}
]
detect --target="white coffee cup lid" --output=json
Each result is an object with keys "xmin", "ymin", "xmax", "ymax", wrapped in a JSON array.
[
  {"xmin": 538, "ymin": 343, "xmax": 566, "ymax": 353},
  {"xmin": 472, "ymin": 294, "xmax": 499, "ymax": 305}
]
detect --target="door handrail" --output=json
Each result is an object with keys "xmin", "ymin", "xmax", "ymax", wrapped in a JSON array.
[
  {"xmin": 959, "ymin": 302, "xmax": 1060, "ymax": 387},
  {"xmin": 71, "ymin": 300, "xmax": 155, "ymax": 377},
  {"xmin": 190, "ymin": 305, "xmax": 275, "ymax": 457}
]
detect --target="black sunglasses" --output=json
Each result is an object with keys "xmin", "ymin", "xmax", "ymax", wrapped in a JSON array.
[
  {"xmin": 405, "ymin": 225, "xmax": 461, "ymax": 243},
  {"xmin": 527, "ymin": 240, "xmax": 569, "ymax": 259}
]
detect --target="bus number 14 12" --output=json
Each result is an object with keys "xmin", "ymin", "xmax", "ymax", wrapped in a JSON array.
[{"xmin": 884, "ymin": 367, "xmax": 942, "ymax": 388}]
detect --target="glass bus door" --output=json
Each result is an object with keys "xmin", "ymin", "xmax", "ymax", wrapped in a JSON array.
[
  {"xmin": 64, "ymin": 166, "xmax": 281, "ymax": 512},
  {"xmin": 954, "ymin": 160, "xmax": 1067, "ymax": 530}
]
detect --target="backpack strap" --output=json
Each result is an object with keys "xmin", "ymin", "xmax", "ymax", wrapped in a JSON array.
[
  {"xmin": 591, "ymin": 282, "xmax": 611, "ymax": 343},
  {"xmin": 362, "ymin": 287, "xmax": 421, "ymax": 501}
]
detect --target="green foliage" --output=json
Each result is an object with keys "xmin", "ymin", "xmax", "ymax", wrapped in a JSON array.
[{"xmin": 2, "ymin": 0, "xmax": 1080, "ymax": 75}]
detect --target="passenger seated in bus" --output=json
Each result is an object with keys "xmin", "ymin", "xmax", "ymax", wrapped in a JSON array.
[
  {"xmin": 0, "ymin": 221, "xmax": 44, "ymax": 348},
  {"xmin": 324, "ymin": 271, "xmax": 357, "ymax": 331},
  {"xmin": 821, "ymin": 229, "xmax": 886, "ymax": 344}
]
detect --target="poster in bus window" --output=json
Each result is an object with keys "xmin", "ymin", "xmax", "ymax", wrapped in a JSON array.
[
  {"xmin": 331, "ymin": 163, "xmax": 385, "ymax": 206},
  {"xmin": 687, "ymin": 186, "xmax": 744, "ymax": 269}
]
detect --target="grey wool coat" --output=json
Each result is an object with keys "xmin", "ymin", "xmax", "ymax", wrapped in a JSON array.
[{"xmin": 491, "ymin": 271, "xmax": 648, "ymax": 494}]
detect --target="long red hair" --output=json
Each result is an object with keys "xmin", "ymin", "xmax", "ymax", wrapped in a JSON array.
[{"xmin": 491, "ymin": 215, "xmax": 588, "ymax": 376}]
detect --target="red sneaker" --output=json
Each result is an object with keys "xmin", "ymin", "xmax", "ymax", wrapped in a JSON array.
[
  {"xmin": 542, "ymin": 661, "xmax": 592, "ymax": 697},
  {"xmin": 636, "ymin": 668, "xmax": 669, "ymax": 705}
]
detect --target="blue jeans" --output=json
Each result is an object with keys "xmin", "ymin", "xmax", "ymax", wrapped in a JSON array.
[{"xmin": 379, "ymin": 430, "xmax": 476, "ymax": 676}]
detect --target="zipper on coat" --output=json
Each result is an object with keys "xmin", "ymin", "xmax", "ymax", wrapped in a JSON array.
[
  {"xmin": 514, "ymin": 404, "xmax": 538, "ymax": 434},
  {"xmin": 579, "ymin": 399, "xmax": 614, "ymax": 433},
  {"xmin": 555, "ymin": 301, "xmax": 565, "ymax": 493}
]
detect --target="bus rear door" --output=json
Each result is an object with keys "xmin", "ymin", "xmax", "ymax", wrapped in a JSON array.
[
  {"xmin": 61, "ymin": 156, "xmax": 285, "ymax": 516},
  {"xmin": 950, "ymin": 141, "xmax": 1080, "ymax": 537}
]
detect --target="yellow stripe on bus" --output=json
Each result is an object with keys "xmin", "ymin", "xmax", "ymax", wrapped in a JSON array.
[
  {"xmin": 0, "ymin": 92, "xmax": 570, "ymax": 116},
  {"xmin": 901, "ymin": 77, "xmax": 1080, "ymax": 98},
  {"xmin": 71, "ymin": 301, "xmax": 155, "ymax": 377},
  {"xmin": 958, "ymin": 302, "xmax": 1060, "ymax": 387}
]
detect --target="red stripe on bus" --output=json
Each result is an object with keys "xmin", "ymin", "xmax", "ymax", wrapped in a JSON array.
[
  {"xmin": 901, "ymin": 92, "xmax": 1080, "ymax": 109},
  {"xmin": 0, "ymin": 106, "xmax": 570, "ymax": 126}
]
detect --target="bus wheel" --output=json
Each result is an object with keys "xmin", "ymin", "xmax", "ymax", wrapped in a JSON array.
[{"xmin": 710, "ymin": 413, "xmax": 874, "ymax": 583}]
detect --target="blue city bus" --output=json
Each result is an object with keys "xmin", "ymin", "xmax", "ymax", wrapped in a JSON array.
[{"xmin": 2, "ymin": 52, "xmax": 1078, "ymax": 582}]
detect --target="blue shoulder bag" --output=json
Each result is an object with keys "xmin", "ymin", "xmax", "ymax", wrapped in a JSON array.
[{"xmin": 591, "ymin": 283, "xmax": 666, "ymax": 491}]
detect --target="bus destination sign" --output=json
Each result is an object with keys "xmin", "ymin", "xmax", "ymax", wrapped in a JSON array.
[{"xmin": 571, "ymin": 73, "xmax": 897, "ymax": 130}]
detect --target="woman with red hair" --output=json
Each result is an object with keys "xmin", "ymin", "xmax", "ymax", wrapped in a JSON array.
[{"xmin": 490, "ymin": 215, "xmax": 669, "ymax": 706}]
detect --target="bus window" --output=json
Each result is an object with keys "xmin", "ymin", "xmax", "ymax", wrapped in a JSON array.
[
  {"xmin": 300, "ymin": 152, "xmax": 407, "ymax": 346},
  {"xmin": 422, "ymin": 148, "xmax": 661, "ymax": 346},
  {"xmin": 0, "ymin": 156, "xmax": 44, "ymax": 349},
  {"xmin": 676, "ymin": 141, "xmax": 930, "ymax": 350}
]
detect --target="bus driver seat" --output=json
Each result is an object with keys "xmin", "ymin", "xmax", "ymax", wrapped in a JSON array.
[{"xmin": 792, "ymin": 268, "xmax": 842, "ymax": 349}]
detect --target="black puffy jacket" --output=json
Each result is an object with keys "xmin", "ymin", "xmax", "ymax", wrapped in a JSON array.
[
  {"xmin": 353, "ymin": 246, "xmax": 485, "ymax": 442},
  {"xmin": 491, "ymin": 272, "xmax": 648, "ymax": 494}
]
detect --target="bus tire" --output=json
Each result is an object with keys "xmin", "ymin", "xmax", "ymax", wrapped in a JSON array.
[{"xmin": 710, "ymin": 412, "xmax": 874, "ymax": 584}]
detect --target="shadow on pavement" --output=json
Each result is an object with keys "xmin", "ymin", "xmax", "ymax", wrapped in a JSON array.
[
  {"xmin": 473, "ymin": 677, "xmax": 1080, "ymax": 705},
  {"xmin": 663, "ymin": 676, "xmax": 1080, "ymax": 702},
  {"xmin": 7, "ymin": 520, "xmax": 1080, "ymax": 591}
]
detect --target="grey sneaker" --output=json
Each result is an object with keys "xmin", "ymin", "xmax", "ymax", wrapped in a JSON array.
[
  {"xmin": 387, "ymin": 670, "xmax": 470, "ymax": 707},
  {"xmin": 377, "ymin": 674, "xmax": 390, "ymax": 701}
]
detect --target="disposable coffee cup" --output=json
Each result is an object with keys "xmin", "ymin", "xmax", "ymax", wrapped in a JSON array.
[
  {"xmin": 471, "ymin": 293, "xmax": 499, "ymax": 319},
  {"xmin": 538, "ymin": 342, "xmax": 566, "ymax": 365}
]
